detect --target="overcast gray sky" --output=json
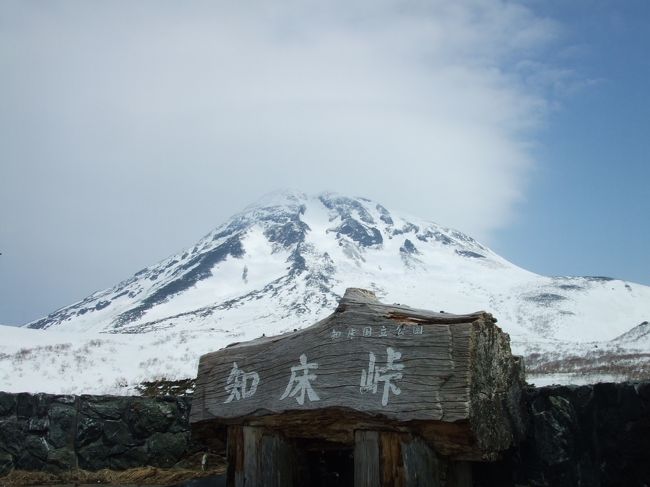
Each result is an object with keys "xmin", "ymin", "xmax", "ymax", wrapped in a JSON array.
[{"xmin": 2, "ymin": 0, "xmax": 647, "ymax": 325}]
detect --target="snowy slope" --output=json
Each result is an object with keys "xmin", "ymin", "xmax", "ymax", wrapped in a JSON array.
[{"xmin": 1, "ymin": 191, "xmax": 649, "ymax": 393}]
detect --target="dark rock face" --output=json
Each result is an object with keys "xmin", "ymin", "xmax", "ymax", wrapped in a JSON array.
[
  {"xmin": 114, "ymin": 236, "xmax": 245, "ymax": 327},
  {"xmin": 146, "ymin": 431, "xmax": 190, "ymax": 468},
  {"xmin": 476, "ymin": 382, "xmax": 650, "ymax": 486},
  {"xmin": 400, "ymin": 239, "xmax": 420, "ymax": 255},
  {"xmin": 0, "ymin": 393, "xmax": 194, "ymax": 475},
  {"xmin": 47, "ymin": 403, "xmax": 76, "ymax": 448},
  {"xmin": 376, "ymin": 204, "xmax": 393, "ymax": 225},
  {"xmin": 334, "ymin": 219, "xmax": 383, "ymax": 247},
  {"xmin": 0, "ymin": 451, "xmax": 13, "ymax": 476},
  {"xmin": 319, "ymin": 194, "xmax": 376, "ymax": 225},
  {"xmin": 76, "ymin": 415, "xmax": 103, "ymax": 447},
  {"xmin": 0, "ymin": 393, "xmax": 15, "ymax": 417},
  {"xmin": 525, "ymin": 293, "xmax": 567, "ymax": 306},
  {"xmin": 263, "ymin": 215, "xmax": 310, "ymax": 247},
  {"xmin": 455, "ymin": 250, "xmax": 485, "ymax": 259},
  {"xmin": 125, "ymin": 398, "xmax": 177, "ymax": 438}
]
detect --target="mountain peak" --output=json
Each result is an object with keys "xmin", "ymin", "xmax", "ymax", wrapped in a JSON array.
[
  {"xmin": 245, "ymin": 189, "xmax": 309, "ymax": 210},
  {"xmin": 24, "ymin": 192, "xmax": 648, "ymax": 349},
  {"xmin": 9, "ymin": 191, "xmax": 650, "ymax": 393}
]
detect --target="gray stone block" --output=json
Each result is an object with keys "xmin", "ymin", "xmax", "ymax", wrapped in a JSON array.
[
  {"xmin": 47, "ymin": 403, "xmax": 77, "ymax": 448},
  {"xmin": 146, "ymin": 431, "xmax": 190, "ymax": 468},
  {"xmin": 77, "ymin": 439, "xmax": 110, "ymax": 471},
  {"xmin": 0, "ymin": 450, "xmax": 13, "ymax": 476},
  {"xmin": 0, "ymin": 392, "xmax": 16, "ymax": 418},
  {"xmin": 75, "ymin": 415, "xmax": 103, "ymax": 447}
]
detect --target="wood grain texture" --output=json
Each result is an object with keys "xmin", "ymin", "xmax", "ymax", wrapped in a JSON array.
[
  {"xmin": 354, "ymin": 430, "xmax": 443, "ymax": 487},
  {"xmin": 226, "ymin": 426, "xmax": 306, "ymax": 487},
  {"xmin": 192, "ymin": 288, "xmax": 524, "ymax": 459},
  {"xmin": 354, "ymin": 430, "xmax": 380, "ymax": 486}
]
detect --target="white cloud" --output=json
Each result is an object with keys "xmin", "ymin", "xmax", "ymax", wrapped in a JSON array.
[{"xmin": 0, "ymin": 0, "xmax": 562, "ymax": 322}]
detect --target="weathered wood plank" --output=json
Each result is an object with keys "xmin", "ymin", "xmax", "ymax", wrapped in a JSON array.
[
  {"xmin": 354, "ymin": 430, "xmax": 380, "ymax": 486},
  {"xmin": 226, "ymin": 426, "xmax": 244, "ymax": 487},
  {"xmin": 354, "ymin": 430, "xmax": 443, "ymax": 486},
  {"xmin": 227, "ymin": 426, "xmax": 306, "ymax": 487},
  {"xmin": 193, "ymin": 288, "xmax": 524, "ymax": 460},
  {"xmin": 380, "ymin": 431, "xmax": 405, "ymax": 486},
  {"xmin": 259, "ymin": 431, "xmax": 304, "ymax": 486},
  {"xmin": 242, "ymin": 426, "xmax": 260, "ymax": 487},
  {"xmin": 193, "ymin": 291, "xmax": 474, "ymax": 422},
  {"xmin": 401, "ymin": 434, "xmax": 441, "ymax": 487}
]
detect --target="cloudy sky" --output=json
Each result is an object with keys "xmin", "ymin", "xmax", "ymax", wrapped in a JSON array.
[{"xmin": 1, "ymin": 0, "xmax": 648, "ymax": 325}]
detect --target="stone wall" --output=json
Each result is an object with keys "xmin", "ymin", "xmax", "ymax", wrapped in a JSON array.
[
  {"xmin": 0, "ymin": 392, "xmax": 193, "ymax": 476},
  {"xmin": 1, "ymin": 382, "xmax": 649, "ymax": 486},
  {"xmin": 476, "ymin": 381, "xmax": 650, "ymax": 486}
]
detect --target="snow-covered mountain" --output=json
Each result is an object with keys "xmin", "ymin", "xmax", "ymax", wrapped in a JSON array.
[{"xmin": 2, "ymin": 191, "xmax": 649, "ymax": 393}]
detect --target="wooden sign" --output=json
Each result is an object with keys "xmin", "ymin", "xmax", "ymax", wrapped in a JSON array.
[{"xmin": 191, "ymin": 288, "xmax": 524, "ymax": 461}]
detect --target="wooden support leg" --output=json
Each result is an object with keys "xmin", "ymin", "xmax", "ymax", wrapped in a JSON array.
[
  {"xmin": 355, "ymin": 430, "xmax": 381, "ymax": 485},
  {"xmin": 354, "ymin": 430, "xmax": 443, "ymax": 487},
  {"xmin": 226, "ymin": 426, "xmax": 245, "ymax": 487},
  {"xmin": 227, "ymin": 426, "xmax": 305, "ymax": 487}
]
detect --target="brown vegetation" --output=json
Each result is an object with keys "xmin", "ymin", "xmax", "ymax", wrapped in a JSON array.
[
  {"xmin": 135, "ymin": 378, "xmax": 196, "ymax": 397},
  {"xmin": 0, "ymin": 465, "xmax": 224, "ymax": 487},
  {"xmin": 525, "ymin": 350, "xmax": 650, "ymax": 380}
]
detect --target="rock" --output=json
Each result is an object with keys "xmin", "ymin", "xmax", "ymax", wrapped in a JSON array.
[
  {"xmin": 110, "ymin": 445, "xmax": 149, "ymax": 470},
  {"xmin": 126, "ymin": 399, "xmax": 176, "ymax": 438},
  {"xmin": 27, "ymin": 417, "xmax": 49, "ymax": 433},
  {"xmin": 0, "ymin": 420, "xmax": 25, "ymax": 455},
  {"xmin": 47, "ymin": 447, "xmax": 76, "ymax": 470},
  {"xmin": 15, "ymin": 450, "xmax": 47, "ymax": 471},
  {"xmin": 24, "ymin": 435, "xmax": 49, "ymax": 461},
  {"xmin": 47, "ymin": 404, "xmax": 77, "ymax": 448},
  {"xmin": 16, "ymin": 393, "xmax": 40, "ymax": 419},
  {"xmin": 334, "ymin": 219, "xmax": 383, "ymax": 247},
  {"xmin": 53, "ymin": 395, "xmax": 77, "ymax": 405},
  {"xmin": 75, "ymin": 415, "xmax": 103, "ymax": 447},
  {"xmin": 617, "ymin": 385, "xmax": 647, "ymax": 420},
  {"xmin": 81, "ymin": 396, "xmax": 127, "ymax": 420},
  {"xmin": 146, "ymin": 432, "xmax": 189, "ymax": 468},
  {"xmin": 108, "ymin": 443, "xmax": 129, "ymax": 456},
  {"xmin": 570, "ymin": 385, "xmax": 594, "ymax": 410},
  {"xmin": 0, "ymin": 392, "xmax": 16, "ymax": 418},
  {"xmin": 0, "ymin": 451, "xmax": 13, "ymax": 476},
  {"xmin": 169, "ymin": 397, "xmax": 192, "ymax": 433},
  {"xmin": 103, "ymin": 420, "xmax": 137, "ymax": 446},
  {"xmin": 635, "ymin": 381, "xmax": 650, "ymax": 402},
  {"xmin": 77, "ymin": 439, "xmax": 110, "ymax": 471},
  {"xmin": 532, "ymin": 395, "xmax": 576, "ymax": 467}
]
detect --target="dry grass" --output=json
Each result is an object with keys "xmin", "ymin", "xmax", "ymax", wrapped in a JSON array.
[
  {"xmin": 0, "ymin": 465, "xmax": 225, "ymax": 487},
  {"xmin": 525, "ymin": 350, "xmax": 650, "ymax": 380},
  {"xmin": 134, "ymin": 378, "xmax": 196, "ymax": 397}
]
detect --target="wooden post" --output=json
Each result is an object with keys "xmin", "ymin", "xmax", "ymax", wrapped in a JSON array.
[
  {"xmin": 226, "ymin": 426, "xmax": 245, "ymax": 487},
  {"xmin": 354, "ymin": 430, "xmax": 442, "ymax": 487},
  {"xmin": 226, "ymin": 426, "xmax": 305, "ymax": 487},
  {"xmin": 354, "ymin": 431, "xmax": 380, "ymax": 485}
]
